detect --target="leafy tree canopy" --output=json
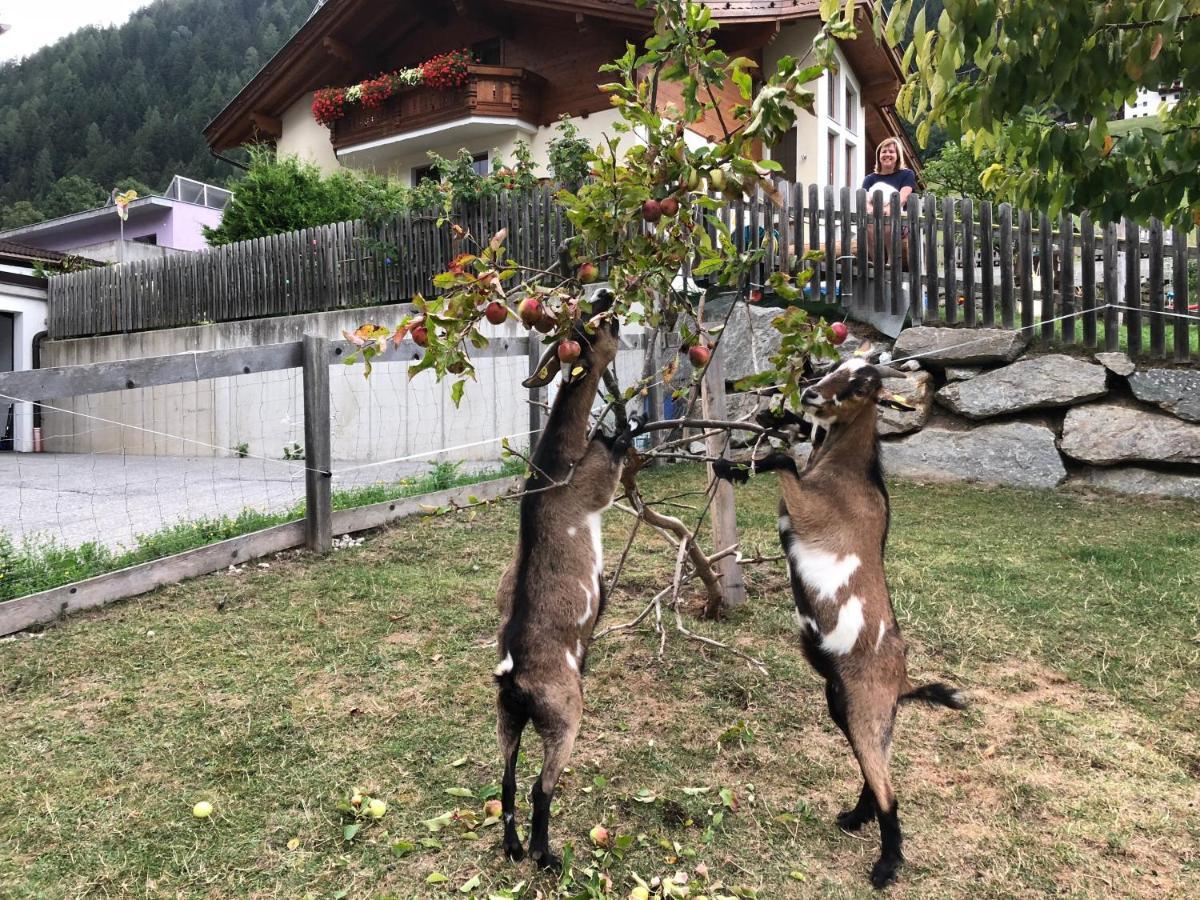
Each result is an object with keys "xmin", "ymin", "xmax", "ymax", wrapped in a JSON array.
[
  {"xmin": 921, "ymin": 138, "xmax": 996, "ymax": 201},
  {"xmin": 883, "ymin": 0, "xmax": 1200, "ymax": 225},
  {"xmin": 40, "ymin": 175, "xmax": 108, "ymax": 219}
]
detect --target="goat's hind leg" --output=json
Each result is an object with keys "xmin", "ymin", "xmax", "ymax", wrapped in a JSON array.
[
  {"xmin": 824, "ymin": 681, "xmax": 877, "ymax": 832},
  {"xmin": 528, "ymin": 689, "xmax": 582, "ymax": 871},
  {"xmin": 497, "ymin": 696, "xmax": 528, "ymax": 862},
  {"xmin": 845, "ymin": 700, "xmax": 904, "ymax": 889}
]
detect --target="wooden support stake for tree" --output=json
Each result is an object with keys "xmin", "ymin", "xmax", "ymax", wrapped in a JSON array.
[
  {"xmin": 700, "ymin": 340, "xmax": 746, "ymax": 610},
  {"xmin": 302, "ymin": 334, "xmax": 332, "ymax": 553}
]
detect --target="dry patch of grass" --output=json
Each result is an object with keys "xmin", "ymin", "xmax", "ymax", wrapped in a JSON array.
[{"xmin": 1, "ymin": 467, "xmax": 1197, "ymax": 898}]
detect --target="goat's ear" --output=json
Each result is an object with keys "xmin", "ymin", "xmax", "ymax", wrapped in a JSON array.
[
  {"xmin": 853, "ymin": 340, "xmax": 873, "ymax": 358},
  {"xmin": 878, "ymin": 389, "xmax": 916, "ymax": 411},
  {"xmin": 523, "ymin": 343, "xmax": 562, "ymax": 388}
]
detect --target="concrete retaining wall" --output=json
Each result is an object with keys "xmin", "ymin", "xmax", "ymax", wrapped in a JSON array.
[{"xmin": 40, "ymin": 303, "xmax": 644, "ymax": 465}]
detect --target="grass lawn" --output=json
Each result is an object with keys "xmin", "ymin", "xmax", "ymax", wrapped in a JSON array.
[{"xmin": 1, "ymin": 466, "xmax": 1197, "ymax": 898}]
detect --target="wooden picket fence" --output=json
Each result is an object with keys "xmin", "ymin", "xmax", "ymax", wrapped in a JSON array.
[{"xmin": 49, "ymin": 182, "xmax": 1198, "ymax": 361}]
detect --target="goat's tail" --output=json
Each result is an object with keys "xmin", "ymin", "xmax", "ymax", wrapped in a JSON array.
[
  {"xmin": 712, "ymin": 453, "xmax": 798, "ymax": 485},
  {"xmin": 901, "ymin": 682, "xmax": 968, "ymax": 710}
]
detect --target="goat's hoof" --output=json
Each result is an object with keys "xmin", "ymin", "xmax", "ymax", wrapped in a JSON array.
[
  {"xmin": 869, "ymin": 854, "xmax": 903, "ymax": 890},
  {"xmin": 503, "ymin": 840, "xmax": 525, "ymax": 862},
  {"xmin": 530, "ymin": 848, "xmax": 561, "ymax": 872},
  {"xmin": 836, "ymin": 807, "xmax": 873, "ymax": 832}
]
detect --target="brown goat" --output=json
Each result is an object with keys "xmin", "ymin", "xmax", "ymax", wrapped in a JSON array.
[
  {"xmin": 716, "ymin": 357, "xmax": 966, "ymax": 889},
  {"xmin": 494, "ymin": 289, "xmax": 637, "ymax": 870}
]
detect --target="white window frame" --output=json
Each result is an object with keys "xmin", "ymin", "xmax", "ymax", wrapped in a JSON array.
[{"xmin": 817, "ymin": 49, "xmax": 864, "ymax": 191}]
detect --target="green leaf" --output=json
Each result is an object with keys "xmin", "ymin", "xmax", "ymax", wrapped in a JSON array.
[
  {"xmin": 426, "ymin": 872, "xmax": 448, "ymax": 884},
  {"xmin": 459, "ymin": 874, "xmax": 482, "ymax": 892},
  {"xmin": 392, "ymin": 840, "xmax": 416, "ymax": 856},
  {"xmin": 450, "ymin": 379, "xmax": 466, "ymax": 408},
  {"xmin": 343, "ymin": 823, "xmax": 361, "ymax": 841}
]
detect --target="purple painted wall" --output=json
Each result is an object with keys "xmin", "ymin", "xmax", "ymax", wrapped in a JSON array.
[{"xmin": 1, "ymin": 198, "xmax": 223, "ymax": 254}]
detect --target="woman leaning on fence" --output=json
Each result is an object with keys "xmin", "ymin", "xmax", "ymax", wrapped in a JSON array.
[{"xmin": 864, "ymin": 137, "xmax": 916, "ymax": 267}]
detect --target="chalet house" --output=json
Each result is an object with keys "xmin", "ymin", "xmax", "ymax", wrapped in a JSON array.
[{"xmin": 205, "ymin": 0, "xmax": 916, "ymax": 191}]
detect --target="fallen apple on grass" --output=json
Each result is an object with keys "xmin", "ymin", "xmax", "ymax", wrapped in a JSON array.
[
  {"xmin": 192, "ymin": 801, "xmax": 213, "ymax": 819},
  {"xmin": 589, "ymin": 823, "xmax": 610, "ymax": 847}
]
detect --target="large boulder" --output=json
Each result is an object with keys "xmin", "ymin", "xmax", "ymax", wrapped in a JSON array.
[
  {"xmin": 892, "ymin": 326, "xmax": 1029, "ymax": 367},
  {"xmin": 1072, "ymin": 467, "xmax": 1200, "ymax": 500},
  {"xmin": 877, "ymin": 370, "xmax": 934, "ymax": 436},
  {"xmin": 705, "ymin": 305, "xmax": 784, "ymax": 383},
  {"xmin": 935, "ymin": 354, "xmax": 1108, "ymax": 420},
  {"xmin": 1060, "ymin": 404, "xmax": 1200, "ymax": 465},
  {"xmin": 1127, "ymin": 369, "xmax": 1200, "ymax": 423},
  {"xmin": 880, "ymin": 422, "xmax": 1066, "ymax": 489}
]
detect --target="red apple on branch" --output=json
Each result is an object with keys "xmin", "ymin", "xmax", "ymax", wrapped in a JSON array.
[
  {"xmin": 642, "ymin": 199, "xmax": 662, "ymax": 223},
  {"xmin": 577, "ymin": 261, "xmax": 599, "ymax": 284},
  {"xmin": 829, "ymin": 322, "xmax": 849, "ymax": 345},
  {"xmin": 517, "ymin": 297, "xmax": 542, "ymax": 328},
  {"xmin": 659, "ymin": 196, "xmax": 679, "ymax": 217},
  {"xmin": 410, "ymin": 323, "xmax": 429, "ymax": 347},
  {"xmin": 557, "ymin": 340, "xmax": 581, "ymax": 363},
  {"xmin": 688, "ymin": 344, "xmax": 711, "ymax": 367},
  {"xmin": 484, "ymin": 302, "xmax": 508, "ymax": 325}
]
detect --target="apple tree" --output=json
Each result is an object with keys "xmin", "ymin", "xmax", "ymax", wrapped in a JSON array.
[{"xmin": 347, "ymin": 0, "xmax": 862, "ymax": 639}]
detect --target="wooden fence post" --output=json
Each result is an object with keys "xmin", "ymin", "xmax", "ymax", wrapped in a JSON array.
[
  {"xmin": 302, "ymin": 334, "xmax": 332, "ymax": 553},
  {"xmin": 701, "ymin": 343, "xmax": 746, "ymax": 610}
]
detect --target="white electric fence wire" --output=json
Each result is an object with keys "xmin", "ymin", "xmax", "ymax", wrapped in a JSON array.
[{"xmin": 0, "ymin": 391, "xmax": 313, "ymax": 476}]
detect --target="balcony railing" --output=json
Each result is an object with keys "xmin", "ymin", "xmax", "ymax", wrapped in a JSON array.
[{"xmin": 331, "ymin": 66, "xmax": 545, "ymax": 151}]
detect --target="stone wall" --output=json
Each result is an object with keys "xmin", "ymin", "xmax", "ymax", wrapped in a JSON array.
[{"xmin": 715, "ymin": 309, "xmax": 1200, "ymax": 500}]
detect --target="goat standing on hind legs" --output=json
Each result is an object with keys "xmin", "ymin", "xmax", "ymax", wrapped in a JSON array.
[
  {"xmin": 715, "ymin": 357, "xmax": 967, "ymax": 890},
  {"xmin": 493, "ymin": 290, "xmax": 638, "ymax": 871}
]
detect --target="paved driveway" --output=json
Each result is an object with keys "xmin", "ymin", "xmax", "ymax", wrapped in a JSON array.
[{"xmin": 0, "ymin": 453, "xmax": 479, "ymax": 551}]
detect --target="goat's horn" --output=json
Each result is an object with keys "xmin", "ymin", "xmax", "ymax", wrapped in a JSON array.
[{"xmin": 874, "ymin": 364, "xmax": 907, "ymax": 379}]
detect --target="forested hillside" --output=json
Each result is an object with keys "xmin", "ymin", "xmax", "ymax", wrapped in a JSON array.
[{"xmin": 0, "ymin": 0, "xmax": 312, "ymax": 228}]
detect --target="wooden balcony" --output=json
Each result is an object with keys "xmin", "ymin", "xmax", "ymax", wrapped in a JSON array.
[{"xmin": 331, "ymin": 66, "xmax": 545, "ymax": 153}]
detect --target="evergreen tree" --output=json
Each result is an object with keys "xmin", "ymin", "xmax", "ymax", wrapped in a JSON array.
[{"xmin": 0, "ymin": 0, "xmax": 312, "ymax": 224}]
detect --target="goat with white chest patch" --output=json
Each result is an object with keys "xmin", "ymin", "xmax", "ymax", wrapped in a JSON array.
[
  {"xmin": 493, "ymin": 290, "xmax": 637, "ymax": 871},
  {"xmin": 716, "ymin": 357, "xmax": 967, "ymax": 889}
]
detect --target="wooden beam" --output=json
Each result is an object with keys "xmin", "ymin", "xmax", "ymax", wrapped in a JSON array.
[
  {"xmin": 249, "ymin": 112, "xmax": 282, "ymax": 138},
  {"xmin": 0, "ymin": 521, "xmax": 305, "ymax": 637},
  {"xmin": 0, "ymin": 476, "xmax": 520, "ymax": 637},
  {"xmin": 322, "ymin": 35, "xmax": 360, "ymax": 65},
  {"xmin": 862, "ymin": 79, "xmax": 900, "ymax": 108}
]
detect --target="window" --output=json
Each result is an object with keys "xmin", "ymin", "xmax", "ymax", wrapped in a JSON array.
[
  {"xmin": 412, "ymin": 152, "xmax": 489, "ymax": 186},
  {"xmin": 472, "ymin": 38, "xmax": 501, "ymax": 66},
  {"xmin": 819, "ymin": 50, "xmax": 863, "ymax": 190},
  {"xmin": 772, "ymin": 125, "xmax": 798, "ymax": 183}
]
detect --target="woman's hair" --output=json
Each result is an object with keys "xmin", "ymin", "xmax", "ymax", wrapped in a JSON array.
[{"xmin": 874, "ymin": 137, "xmax": 907, "ymax": 174}]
